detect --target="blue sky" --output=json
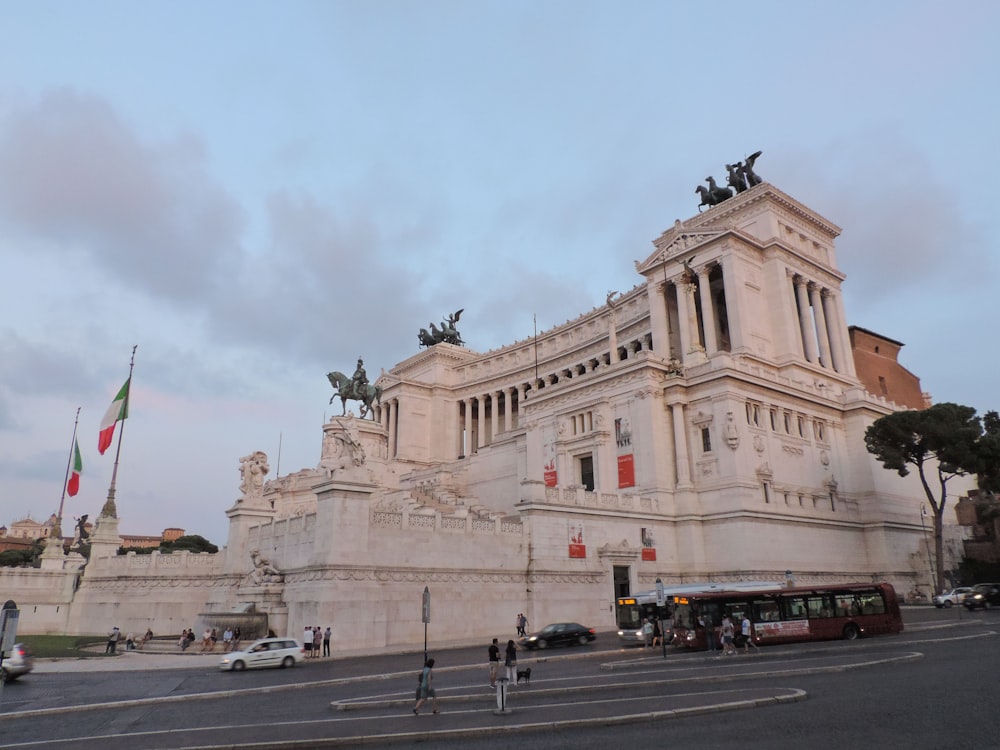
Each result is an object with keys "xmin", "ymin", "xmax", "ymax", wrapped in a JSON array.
[{"xmin": 2, "ymin": 1, "xmax": 998, "ymax": 545}]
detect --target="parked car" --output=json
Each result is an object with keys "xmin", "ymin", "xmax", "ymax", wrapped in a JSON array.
[
  {"xmin": 932, "ymin": 587, "xmax": 974, "ymax": 608},
  {"xmin": 219, "ymin": 637, "xmax": 304, "ymax": 671},
  {"xmin": 1, "ymin": 643, "xmax": 33, "ymax": 683},
  {"xmin": 522, "ymin": 622, "xmax": 596, "ymax": 650},
  {"xmin": 962, "ymin": 583, "xmax": 1000, "ymax": 611}
]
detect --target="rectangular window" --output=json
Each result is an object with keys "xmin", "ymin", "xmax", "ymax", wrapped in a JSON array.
[
  {"xmin": 578, "ymin": 454, "xmax": 595, "ymax": 491},
  {"xmin": 701, "ymin": 427, "xmax": 712, "ymax": 453},
  {"xmin": 753, "ymin": 598, "xmax": 780, "ymax": 622},
  {"xmin": 762, "ymin": 482, "xmax": 771, "ymax": 504},
  {"xmin": 770, "ymin": 409, "xmax": 778, "ymax": 431},
  {"xmin": 797, "ymin": 416, "xmax": 805, "ymax": 437},
  {"xmin": 783, "ymin": 413, "xmax": 791, "ymax": 433},
  {"xmin": 780, "ymin": 596, "xmax": 809, "ymax": 620}
]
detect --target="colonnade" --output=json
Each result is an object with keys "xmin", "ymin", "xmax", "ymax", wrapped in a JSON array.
[{"xmin": 788, "ymin": 272, "xmax": 852, "ymax": 374}]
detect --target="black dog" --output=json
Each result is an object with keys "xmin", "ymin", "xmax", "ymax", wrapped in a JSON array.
[{"xmin": 516, "ymin": 667, "xmax": 531, "ymax": 685}]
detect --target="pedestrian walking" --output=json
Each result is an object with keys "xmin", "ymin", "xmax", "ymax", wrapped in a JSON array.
[
  {"xmin": 721, "ymin": 614, "xmax": 736, "ymax": 655},
  {"xmin": 413, "ymin": 658, "xmax": 439, "ymax": 715},
  {"xmin": 488, "ymin": 638, "xmax": 500, "ymax": 688},
  {"xmin": 105, "ymin": 627, "xmax": 120, "ymax": 654},
  {"xmin": 740, "ymin": 614, "xmax": 759, "ymax": 653},
  {"xmin": 642, "ymin": 618, "xmax": 654, "ymax": 648}
]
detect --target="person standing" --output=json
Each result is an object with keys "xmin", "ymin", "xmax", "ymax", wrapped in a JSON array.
[
  {"xmin": 741, "ymin": 614, "xmax": 759, "ymax": 654},
  {"xmin": 721, "ymin": 615, "xmax": 736, "ymax": 656},
  {"xmin": 232, "ymin": 626, "xmax": 241, "ymax": 651},
  {"xmin": 488, "ymin": 638, "xmax": 500, "ymax": 688},
  {"xmin": 313, "ymin": 626, "xmax": 322, "ymax": 658},
  {"xmin": 303, "ymin": 626, "xmax": 314, "ymax": 658},
  {"xmin": 106, "ymin": 627, "xmax": 120, "ymax": 654},
  {"xmin": 504, "ymin": 639, "xmax": 519, "ymax": 686},
  {"xmin": 642, "ymin": 618, "xmax": 654, "ymax": 648},
  {"xmin": 323, "ymin": 626, "xmax": 332, "ymax": 658},
  {"xmin": 413, "ymin": 658, "xmax": 439, "ymax": 715},
  {"xmin": 223, "ymin": 627, "xmax": 233, "ymax": 652}
]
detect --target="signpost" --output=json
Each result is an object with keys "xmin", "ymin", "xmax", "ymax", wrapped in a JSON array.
[
  {"xmin": 655, "ymin": 578, "xmax": 666, "ymax": 659},
  {"xmin": 421, "ymin": 586, "xmax": 430, "ymax": 665}
]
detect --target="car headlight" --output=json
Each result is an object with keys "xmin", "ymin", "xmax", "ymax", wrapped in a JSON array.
[{"xmin": 527, "ymin": 636, "xmax": 537, "ymax": 642}]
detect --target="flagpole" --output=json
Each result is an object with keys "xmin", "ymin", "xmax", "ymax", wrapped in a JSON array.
[
  {"xmin": 101, "ymin": 345, "xmax": 138, "ymax": 519},
  {"xmin": 54, "ymin": 407, "xmax": 82, "ymax": 541}
]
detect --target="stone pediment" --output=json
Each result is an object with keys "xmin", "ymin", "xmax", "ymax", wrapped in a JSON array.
[{"xmin": 635, "ymin": 223, "xmax": 725, "ymax": 274}]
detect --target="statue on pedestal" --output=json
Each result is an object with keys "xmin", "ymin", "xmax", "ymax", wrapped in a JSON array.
[
  {"xmin": 239, "ymin": 451, "xmax": 270, "ymax": 499},
  {"xmin": 247, "ymin": 549, "xmax": 283, "ymax": 585}
]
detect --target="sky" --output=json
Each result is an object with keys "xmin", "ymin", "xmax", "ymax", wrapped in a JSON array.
[{"xmin": 2, "ymin": 1, "xmax": 998, "ymax": 546}]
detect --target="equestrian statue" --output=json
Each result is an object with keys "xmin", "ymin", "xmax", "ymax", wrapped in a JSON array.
[{"xmin": 327, "ymin": 357, "xmax": 382, "ymax": 419}]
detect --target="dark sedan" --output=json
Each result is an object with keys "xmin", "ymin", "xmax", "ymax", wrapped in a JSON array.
[
  {"xmin": 522, "ymin": 622, "xmax": 596, "ymax": 650},
  {"xmin": 963, "ymin": 583, "xmax": 1000, "ymax": 610}
]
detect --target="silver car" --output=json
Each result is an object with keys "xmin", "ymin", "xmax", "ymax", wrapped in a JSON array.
[
  {"xmin": 1, "ymin": 643, "xmax": 33, "ymax": 682},
  {"xmin": 219, "ymin": 637, "xmax": 304, "ymax": 671},
  {"xmin": 932, "ymin": 587, "xmax": 973, "ymax": 608}
]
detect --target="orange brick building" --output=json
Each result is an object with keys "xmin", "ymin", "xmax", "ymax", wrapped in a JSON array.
[{"xmin": 849, "ymin": 326, "xmax": 929, "ymax": 410}]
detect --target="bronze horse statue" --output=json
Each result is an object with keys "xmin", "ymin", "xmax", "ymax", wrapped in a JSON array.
[
  {"xmin": 327, "ymin": 371, "xmax": 382, "ymax": 419},
  {"xmin": 695, "ymin": 176, "xmax": 734, "ymax": 211}
]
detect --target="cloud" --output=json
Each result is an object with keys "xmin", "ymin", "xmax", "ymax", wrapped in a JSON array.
[{"xmin": 0, "ymin": 88, "xmax": 245, "ymax": 302}]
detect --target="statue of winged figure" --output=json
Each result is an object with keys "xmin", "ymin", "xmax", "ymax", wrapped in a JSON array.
[{"xmin": 418, "ymin": 308, "xmax": 465, "ymax": 347}]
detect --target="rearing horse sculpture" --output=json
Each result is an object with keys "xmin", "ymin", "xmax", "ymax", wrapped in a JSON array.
[{"xmin": 327, "ymin": 371, "xmax": 382, "ymax": 419}]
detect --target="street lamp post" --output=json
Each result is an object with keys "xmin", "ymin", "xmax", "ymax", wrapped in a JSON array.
[
  {"xmin": 655, "ymin": 578, "xmax": 666, "ymax": 659},
  {"xmin": 421, "ymin": 587, "xmax": 430, "ymax": 665}
]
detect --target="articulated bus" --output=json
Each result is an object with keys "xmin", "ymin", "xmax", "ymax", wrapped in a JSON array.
[
  {"xmin": 670, "ymin": 582, "xmax": 903, "ymax": 649},
  {"xmin": 616, "ymin": 581, "xmax": 782, "ymax": 645}
]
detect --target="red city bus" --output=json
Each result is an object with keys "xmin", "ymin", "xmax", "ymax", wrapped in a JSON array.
[{"xmin": 670, "ymin": 582, "xmax": 903, "ymax": 650}]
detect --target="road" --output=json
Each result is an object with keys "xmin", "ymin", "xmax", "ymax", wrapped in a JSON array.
[{"xmin": 1, "ymin": 606, "xmax": 995, "ymax": 749}]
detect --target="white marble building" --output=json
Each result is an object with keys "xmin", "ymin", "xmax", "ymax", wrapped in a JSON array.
[{"xmin": 8, "ymin": 182, "xmax": 966, "ymax": 650}]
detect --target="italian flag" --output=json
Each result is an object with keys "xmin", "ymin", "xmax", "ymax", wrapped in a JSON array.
[
  {"xmin": 98, "ymin": 378, "xmax": 130, "ymax": 455},
  {"xmin": 67, "ymin": 438, "xmax": 83, "ymax": 497}
]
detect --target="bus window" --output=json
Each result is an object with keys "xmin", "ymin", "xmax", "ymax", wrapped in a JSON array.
[
  {"xmin": 834, "ymin": 594, "xmax": 860, "ymax": 616},
  {"xmin": 780, "ymin": 596, "xmax": 808, "ymax": 620},
  {"xmin": 857, "ymin": 592, "xmax": 885, "ymax": 615},
  {"xmin": 806, "ymin": 594, "xmax": 834, "ymax": 618},
  {"xmin": 753, "ymin": 599, "xmax": 780, "ymax": 622}
]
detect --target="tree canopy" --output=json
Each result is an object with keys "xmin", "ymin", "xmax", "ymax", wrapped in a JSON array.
[{"xmin": 864, "ymin": 402, "xmax": 983, "ymax": 593}]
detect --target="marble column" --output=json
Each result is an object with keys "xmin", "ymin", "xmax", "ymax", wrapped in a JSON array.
[
  {"xmin": 503, "ymin": 388, "xmax": 513, "ymax": 433},
  {"xmin": 794, "ymin": 276, "xmax": 819, "ymax": 363},
  {"xmin": 454, "ymin": 399, "xmax": 464, "ymax": 458},
  {"xmin": 670, "ymin": 402, "xmax": 692, "ymax": 488},
  {"xmin": 490, "ymin": 391, "xmax": 500, "ymax": 440},
  {"xmin": 822, "ymin": 290, "xmax": 845, "ymax": 373},
  {"xmin": 719, "ymin": 257, "xmax": 744, "ymax": 352},
  {"xmin": 647, "ymin": 277, "xmax": 671, "ymax": 357},
  {"xmin": 464, "ymin": 397, "xmax": 474, "ymax": 456},
  {"xmin": 675, "ymin": 281, "xmax": 694, "ymax": 361},
  {"xmin": 697, "ymin": 266, "xmax": 718, "ymax": 355},
  {"xmin": 475, "ymin": 396, "xmax": 485, "ymax": 450},
  {"xmin": 810, "ymin": 283, "xmax": 832, "ymax": 369}
]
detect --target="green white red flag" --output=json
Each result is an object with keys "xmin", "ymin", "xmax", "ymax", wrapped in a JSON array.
[
  {"xmin": 67, "ymin": 438, "xmax": 83, "ymax": 496},
  {"xmin": 98, "ymin": 378, "xmax": 130, "ymax": 455}
]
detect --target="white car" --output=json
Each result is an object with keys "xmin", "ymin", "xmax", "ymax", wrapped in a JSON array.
[
  {"xmin": 219, "ymin": 637, "xmax": 304, "ymax": 671},
  {"xmin": 932, "ymin": 587, "xmax": 973, "ymax": 608}
]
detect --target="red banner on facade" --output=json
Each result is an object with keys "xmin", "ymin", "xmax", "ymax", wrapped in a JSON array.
[
  {"xmin": 569, "ymin": 543, "xmax": 587, "ymax": 558},
  {"xmin": 617, "ymin": 453, "xmax": 635, "ymax": 488},
  {"xmin": 641, "ymin": 547, "xmax": 656, "ymax": 561}
]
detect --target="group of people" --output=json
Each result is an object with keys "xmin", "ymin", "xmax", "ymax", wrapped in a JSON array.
[
  {"xmin": 713, "ymin": 613, "xmax": 758, "ymax": 656},
  {"xmin": 303, "ymin": 625, "xmax": 332, "ymax": 658},
  {"xmin": 515, "ymin": 612, "xmax": 528, "ymax": 637},
  {"xmin": 487, "ymin": 637, "xmax": 521, "ymax": 688},
  {"xmin": 641, "ymin": 617, "xmax": 664, "ymax": 648}
]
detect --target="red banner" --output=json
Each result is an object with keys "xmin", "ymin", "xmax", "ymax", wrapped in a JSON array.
[
  {"xmin": 617, "ymin": 453, "xmax": 635, "ymax": 488},
  {"xmin": 641, "ymin": 547, "xmax": 656, "ymax": 561},
  {"xmin": 569, "ymin": 543, "xmax": 587, "ymax": 559}
]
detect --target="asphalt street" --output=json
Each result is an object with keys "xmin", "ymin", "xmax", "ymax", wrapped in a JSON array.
[{"xmin": 0, "ymin": 606, "xmax": 995, "ymax": 749}]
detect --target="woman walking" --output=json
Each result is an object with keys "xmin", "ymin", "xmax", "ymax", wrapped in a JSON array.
[
  {"xmin": 413, "ymin": 658, "xmax": 439, "ymax": 715},
  {"xmin": 504, "ymin": 639, "xmax": 519, "ymax": 686}
]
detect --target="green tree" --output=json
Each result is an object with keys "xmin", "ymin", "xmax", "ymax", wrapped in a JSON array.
[
  {"xmin": 865, "ymin": 403, "xmax": 982, "ymax": 593},
  {"xmin": 978, "ymin": 411, "xmax": 1000, "ymax": 493},
  {"xmin": 160, "ymin": 535, "xmax": 218, "ymax": 554}
]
